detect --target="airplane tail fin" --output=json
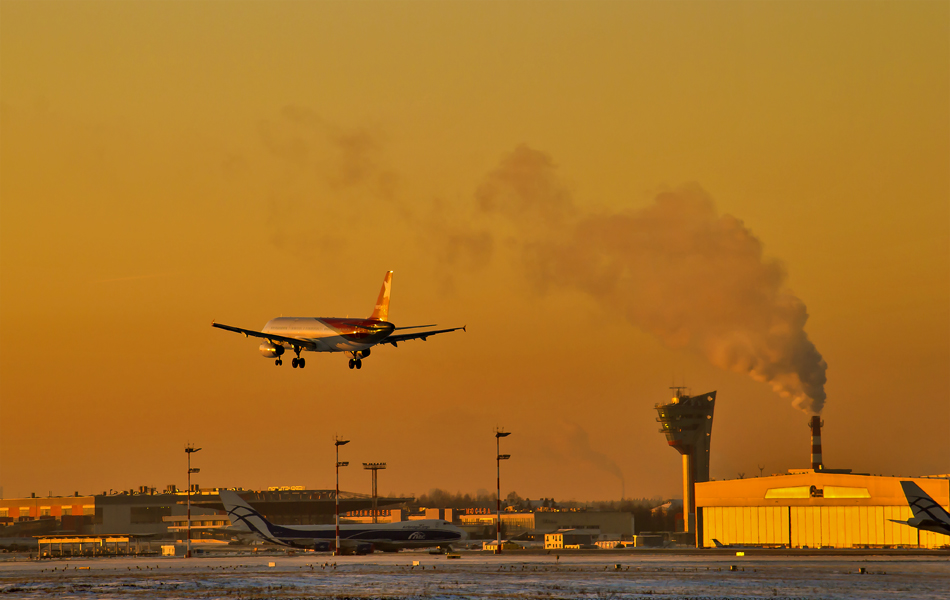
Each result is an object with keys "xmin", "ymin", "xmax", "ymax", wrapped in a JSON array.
[
  {"xmin": 900, "ymin": 481, "xmax": 950, "ymax": 526},
  {"xmin": 369, "ymin": 271, "xmax": 393, "ymax": 321},
  {"xmin": 218, "ymin": 490, "xmax": 281, "ymax": 544}
]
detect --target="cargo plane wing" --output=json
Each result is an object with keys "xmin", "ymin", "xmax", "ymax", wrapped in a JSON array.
[{"xmin": 213, "ymin": 271, "xmax": 464, "ymax": 370}]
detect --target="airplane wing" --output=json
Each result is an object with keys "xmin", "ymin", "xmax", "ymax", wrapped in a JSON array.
[
  {"xmin": 212, "ymin": 322, "xmax": 318, "ymax": 351},
  {"xmin": 384, "ymin": 326, "xmax": 466, "ymax": 347}
]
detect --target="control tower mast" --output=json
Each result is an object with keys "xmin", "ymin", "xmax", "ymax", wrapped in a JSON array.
[{"xmin": 655, "ymin": 389, "xmax": 716, "ymax": 547}]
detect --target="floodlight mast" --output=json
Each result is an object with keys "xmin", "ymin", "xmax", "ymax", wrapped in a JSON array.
[
  {"xmin": 334, "ymin": 437, "xmax": 350, "ymax": 555},
  {"xmin": 495, "ymin": 429, "xmax": 511, "ymax": 553},
  {"xmin": 362, "ymin": 463, "xmax": 387, "ymax": 524},
  {"xmin": 184, "ymin": 444, "xmax": 201, "ymax": 558}
]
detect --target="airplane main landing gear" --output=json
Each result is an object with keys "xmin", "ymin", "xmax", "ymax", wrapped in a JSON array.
[
  {"xmin": 289, "ymin": 347, "xmax": 305, "ymax": 369},
  {"xmin": 275, "ymin": 358, "xmax": 283, "ymax": 366},
  {"xmin": 348, "ymin": 358, "xmax": 362, "ymax": 370}
]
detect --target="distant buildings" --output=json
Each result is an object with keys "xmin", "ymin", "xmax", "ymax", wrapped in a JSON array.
[{"xmin": 0, "ymin": 488, "xmax": 412, "ymax": 545}]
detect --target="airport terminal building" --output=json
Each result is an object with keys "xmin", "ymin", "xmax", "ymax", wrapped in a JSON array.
[
  {"xmin": 0, "ymin": 488, "xmax": 412, "ymax": 543},
  {"xmin": 697, "ymin": 471, "xmax": 949, "ymax": 549}
]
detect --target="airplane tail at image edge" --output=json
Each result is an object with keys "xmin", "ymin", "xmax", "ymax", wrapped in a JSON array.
[
  {"xmin": 900, "ymin": 480, "xmax": 950, "ymax": 525},
  {"xmin": 369, "ymin": 270, "xmax": 393, "ymax": 321}
]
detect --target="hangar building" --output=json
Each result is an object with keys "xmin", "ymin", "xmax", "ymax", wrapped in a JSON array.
[{"xmin": 696, "ymin": 470, "xmax": 949, "ymax": 549}]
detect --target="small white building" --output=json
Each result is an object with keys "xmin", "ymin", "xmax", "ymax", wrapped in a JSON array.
[{"xmin": 544, "ymin": 528, "xmax": 599, "ymax": 549}]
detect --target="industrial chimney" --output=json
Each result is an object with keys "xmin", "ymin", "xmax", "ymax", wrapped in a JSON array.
[{"xmin": 810, "ymin": 415, "xmax": 823, "ymax": 471}]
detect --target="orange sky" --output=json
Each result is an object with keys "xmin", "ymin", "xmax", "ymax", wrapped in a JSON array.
[{"xmin": 1, "ymin": 1, "xmax": 947, "ymax": 502}]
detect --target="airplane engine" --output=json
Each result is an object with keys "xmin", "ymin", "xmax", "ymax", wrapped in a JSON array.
[
  {"xmin": 259, "ymin": 342, "xmax": 285, "ymax": 358},
  {"xmin": 355, "ymin": 542, "xmax": 374, "ymax": 555}
]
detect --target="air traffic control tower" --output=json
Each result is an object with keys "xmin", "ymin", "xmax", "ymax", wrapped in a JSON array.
[{"xmin": 656, "ymin": 389, "xmax": 716, "ymax": 546}]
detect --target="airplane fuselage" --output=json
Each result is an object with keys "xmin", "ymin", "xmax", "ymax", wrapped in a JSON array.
[
  {"xmin": 263, "ymin": 519, "xmax": 464, "ymax": 551},
  {"xmin": 219, "ymin": 489, "xmax": 466, "ymax": 553},
  {"xmin": 262, "ymin": 317, "xmax": 395, "ymax": 353},
  {"xmin": 904, "ymin": 517, "xmax": 950, "ymax": 536}
]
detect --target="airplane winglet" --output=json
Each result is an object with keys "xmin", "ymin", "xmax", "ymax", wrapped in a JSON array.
[{"xmin": 463, "ymin": 325, "xmax": 467, "ymax": 333}]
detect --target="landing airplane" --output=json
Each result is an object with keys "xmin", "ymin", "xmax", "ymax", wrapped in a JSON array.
[
  {"xmin": 890, "ymin": 481, "xmax": 950, "ymax": 536},
  {"xmin": 218, "ymin": 490, "xmax": 466, "ymax": 554},
  {"xmin": 212, "ymin": 271, "xmax": 464, "ymax": 370}
]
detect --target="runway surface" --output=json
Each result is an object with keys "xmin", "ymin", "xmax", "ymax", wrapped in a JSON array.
[{"xmin": 1, "ymin": 551, "xmax": 948, "ymax": 599}]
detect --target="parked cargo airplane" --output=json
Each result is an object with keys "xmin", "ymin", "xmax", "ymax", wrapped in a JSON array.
[
  {"xmin": 218, "ymin": 490, "xmax": 466, "ymax": 554},
  {"xmin": 890, "ymin": 481, "xmax": 950, "ymax": 536},
  {"xmin": 212, "ymin": 271, "xmax": 464, "ymax": 369}
]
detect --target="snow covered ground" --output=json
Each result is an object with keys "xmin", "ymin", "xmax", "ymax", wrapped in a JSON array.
[{"xmin": 1, "ymin": 551, "xmax": 948, "ymax": 599}]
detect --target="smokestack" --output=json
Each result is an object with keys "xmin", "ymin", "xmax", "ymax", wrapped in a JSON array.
[{"xmin": 810, "ymin": 416, "xmax": 823, "ymax": 471}]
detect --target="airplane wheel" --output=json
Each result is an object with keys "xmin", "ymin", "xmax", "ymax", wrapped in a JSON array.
[
  {"xmin": 292, "ymin": 358, "xmax": 299, "ymax": 368},
  {"xmin": 356, "ymin": 359, "xmax": 362, "ymax": 370},
  {"xmin": 348, "ymin": 359, "xmax": 355, "ymax": 369},
  {"xmin": 275, "ymin": 359, "xmax": 281, "ymax": 366},
  {"xmin": 299, "ymin": 358, "xmax": 305, "ymax": 368}
]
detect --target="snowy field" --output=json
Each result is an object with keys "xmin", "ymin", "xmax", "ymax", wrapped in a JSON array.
[{"xmin": 1, "ymin": 551, "xmax": 948, "ymax": 599}]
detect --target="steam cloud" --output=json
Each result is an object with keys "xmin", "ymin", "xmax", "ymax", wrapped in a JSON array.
[
  {"xmin": 479, "ymin": 145, "xmax": 828, "ymax": 414},
  {"xmin": 559, "ymin": 422, "xmax": 626, "ymax": 499}
]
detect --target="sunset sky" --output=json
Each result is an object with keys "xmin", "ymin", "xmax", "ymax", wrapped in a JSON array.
[{"xmin": 1, "ymin": 1, "xmax": 947, "ymax": 502}]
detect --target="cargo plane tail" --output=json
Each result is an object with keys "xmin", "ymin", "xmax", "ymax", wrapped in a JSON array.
[{"xmin": 890, "ymin": 481, "xmax": 950, "ymax": 536}]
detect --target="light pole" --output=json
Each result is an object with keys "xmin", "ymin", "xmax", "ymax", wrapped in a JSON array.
[
  {"xmin": 184, "ymin": 444, "xmax": 201, "ymax": 558},
  {"xmin": 334, "ymin": 437, "xmax": 350, "ymax": 556},
  {"xmin": 495, "ymin": 429, "xmax": 511, "ymax": 553},
  {"xmin": 362, "ymin": 463, "xmax": 387, "ymax": 524}
]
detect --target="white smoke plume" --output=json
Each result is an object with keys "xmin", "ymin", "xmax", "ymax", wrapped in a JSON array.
[{"xmin": 479, "ymin": 145, "xmax": 828, "ymax": 414}]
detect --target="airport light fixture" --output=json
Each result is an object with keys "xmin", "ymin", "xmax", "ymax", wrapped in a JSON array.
[
  {"xmin": 362, "ymin": 463, "xmax": 387, "ymax": 524},
  {"xmin": 495, "ymin": 429, "xmax": 511, "ymax": 553},
  {"xmin": 334, "ymin": 437, "xmax": 350, "ymax": 555},
  {"xmin": 184, "ymin": 444, "xmax": 201, "ymax": 558}
]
